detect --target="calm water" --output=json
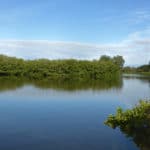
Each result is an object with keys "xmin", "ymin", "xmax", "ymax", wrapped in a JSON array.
[{"xmin": 0, "ymin": 76, "xmax": 149, "ymax": 150}]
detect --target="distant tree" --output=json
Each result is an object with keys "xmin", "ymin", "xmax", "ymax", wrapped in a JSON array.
[
  {"xmin": 137, "ymin": 64, "xmax": 150, "ymax": 72},
  {"xmin": 99, "ymin": 55, "xmax": 112, "ymax": 62},
  {"xmin": 113, "ymin": 55, "xmax": 125, "ymax": 69}
]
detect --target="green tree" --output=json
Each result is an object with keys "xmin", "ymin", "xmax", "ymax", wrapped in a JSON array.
[
  {"xmin": 113, "ymin": 55, "xmax": 125, "ymax": 69},
  {"xmin": 99, "ymin": 55, "xmax": 112, "ymax": 62}
]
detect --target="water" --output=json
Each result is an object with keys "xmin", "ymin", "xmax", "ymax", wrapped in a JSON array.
[{"xmin": 0, "ymin": 75, "xmax": 149, "ymax": 150}]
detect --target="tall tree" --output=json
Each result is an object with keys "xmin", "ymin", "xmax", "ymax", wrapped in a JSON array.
[{"xmin": 113, "ymin": 55, "xmax": 125, "ymax": 69}]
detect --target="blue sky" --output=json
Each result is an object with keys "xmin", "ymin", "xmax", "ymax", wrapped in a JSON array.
[{"xmin": 0, "ymin": 0, "xmax": 150, "ymax": 65}]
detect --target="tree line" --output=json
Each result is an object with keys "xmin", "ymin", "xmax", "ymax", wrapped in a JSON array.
[
  {"xmin": 123, "ymin": 63, "xmax": 150, "ymax": 75},
  {"xmin": 0, "ymin": 54, "xmax": 124, "ymax": 80}
]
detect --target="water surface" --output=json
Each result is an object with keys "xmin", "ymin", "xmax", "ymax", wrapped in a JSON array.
[{"xmin": 0, "ymin": 76, "xmax": 149, "ymax": 150}]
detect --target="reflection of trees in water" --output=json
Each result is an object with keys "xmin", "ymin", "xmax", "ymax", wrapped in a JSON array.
[
  {"xmin": 118, "ymin": 119, "xmax": 150, "ymax": 150},
  {"xmin": 0, "ymin": 77, "xmax": 25, "ymax": 91},
  {"xmin": 105, "ymin": 101, "xmax": 150, "ymax": 150},
  {"xmin": 0, "ymin": 76, "xmax": 123, "ymax": 92}
]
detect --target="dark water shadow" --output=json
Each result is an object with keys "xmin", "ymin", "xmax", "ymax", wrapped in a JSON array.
[
  {"xmin": 105, "ymin": 101, "xmax": 150, "ymax": 150},
  {"xmin": 0, "ymin": 76, "xmax": 123, "ymax": 92},
  {"xmin": 110, "ymin": 118, "xmax": 150, "ymax": 150},
  {"xmin": 120, "ymin": 122, "xmax": 150, "ymax": 150}
]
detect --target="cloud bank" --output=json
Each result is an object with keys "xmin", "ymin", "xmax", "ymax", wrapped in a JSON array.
[{"xmin": 0, "ymin": 30, "xmax": 150, "ymax": 66}]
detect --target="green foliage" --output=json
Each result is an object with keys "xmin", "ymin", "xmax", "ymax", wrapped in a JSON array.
[
  {"xmin": 123, "ymin": 63, "xmax": 150, "ymax": 76},
  {"xmin": 100, "ymin": 55, "xmax": 125, "ymax": 69},
  {"xmin": 122, "ymin": 66, "xmax": 137, "ymax": 73},
  {"xmin": 113, "ymin": 55, "xmax": 125, "ymax": 69},
  {"xmin": 0, "ymin": 54, "xmax": 122, "ymax": 80},
  {"xmin": 0, "ymin": 55, "xmax": 25, "ymax": 76},
  {"xmin": 105, "ymin": 100, "xmax": 150, "ymax": 149},
  {"xmin": 99, "ymin": 55, "xmax": 112, "ymax": 62},
  {"xmin": 137, "ymin": 64, "xmax": 150, "ymax": 72}
]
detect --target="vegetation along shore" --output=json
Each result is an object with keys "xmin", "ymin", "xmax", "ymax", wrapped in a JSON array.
[
  {"xmin": 105, "ymin": 100, "xmax": 150, "ymax": 150},
  {"xmin": 0, "ymin": 55, "xmax": 124, "ymax": 80}
]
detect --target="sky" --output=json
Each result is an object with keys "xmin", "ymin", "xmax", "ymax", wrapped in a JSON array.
[{"xmin": 0, "ymin": 0, "xmax": 150, "ymax": 66}]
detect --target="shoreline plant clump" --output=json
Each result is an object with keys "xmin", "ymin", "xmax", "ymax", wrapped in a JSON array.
[{"xmin": 105, "ymin": 100, "xmax": 150, "ymax": 149}]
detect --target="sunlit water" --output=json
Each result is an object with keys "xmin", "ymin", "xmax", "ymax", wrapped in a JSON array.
[{"xmin": 0, "ymin": 75, "xmax": 149, "ymax": 150}]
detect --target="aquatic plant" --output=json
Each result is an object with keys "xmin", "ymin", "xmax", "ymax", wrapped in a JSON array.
[{"xmin": 105, "ymin": 100, "xmax": 150, "ymax": 150}]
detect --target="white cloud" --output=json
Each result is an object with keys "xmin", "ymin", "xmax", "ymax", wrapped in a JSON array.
[{"xmin": 0, "ymin": 29, "xmax": 150, "ymax": 66}]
